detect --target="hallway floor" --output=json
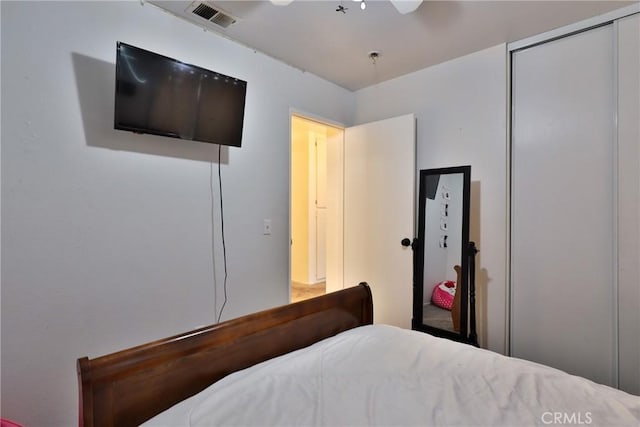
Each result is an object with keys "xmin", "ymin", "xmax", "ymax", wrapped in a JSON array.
[{"xmin": 291, "ymin": 282, "xmax": 326, "ymax": 303}]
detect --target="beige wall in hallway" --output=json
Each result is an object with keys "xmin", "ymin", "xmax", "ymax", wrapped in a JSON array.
[{"xmin": 291, "ymin": 116, "xmax": 311, "ymax": 283}]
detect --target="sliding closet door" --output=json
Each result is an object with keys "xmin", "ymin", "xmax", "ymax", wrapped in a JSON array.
[
  {"xmin": 511, "ymin": 25, "xmax": 615, "ymax": 387},
  {"xmin": 617, "ymin": 13, "xmax": 640, "ymax": 395}
]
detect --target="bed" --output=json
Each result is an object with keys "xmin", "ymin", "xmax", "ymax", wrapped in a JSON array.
[
  {"xmin": 77, "ymin": 283, "xmax": 373, "ymax": 426},
  {"xmin": 77, "ymin": 283, "xmax": 640, "ymax": 427}
]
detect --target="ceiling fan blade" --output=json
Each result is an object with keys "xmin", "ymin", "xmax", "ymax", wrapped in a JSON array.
[
  {"xmin": 270, "ymin": 0, "xmax": 294, "ymax": 5},
  {"xmin": 389, "ymin": 0, "xmax": 422, "ymax": 14}
]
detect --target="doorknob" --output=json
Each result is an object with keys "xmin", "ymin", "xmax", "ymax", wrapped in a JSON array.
[{"xmin": 402, "ymin": 238, "xmax": 418, "ymax": 250}]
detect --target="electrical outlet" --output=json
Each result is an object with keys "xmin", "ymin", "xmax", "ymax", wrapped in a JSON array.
[{"xmin": 263, "ymin": 219, "xmax": 272, "ymax": 235}]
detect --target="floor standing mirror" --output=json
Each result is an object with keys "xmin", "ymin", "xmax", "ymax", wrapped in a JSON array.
[{"xmin": 412, "ymin": 165, "xmax": 478, "ymax": 345}]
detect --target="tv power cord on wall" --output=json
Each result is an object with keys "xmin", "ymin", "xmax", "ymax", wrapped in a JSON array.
[{"xmin": 211, "ymin": 144, "xmax": 228, "ymax": 323}]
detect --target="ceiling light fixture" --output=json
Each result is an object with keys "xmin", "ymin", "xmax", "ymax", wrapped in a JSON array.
[
  {"xmin": 389, "ymin": 0, "xmax": 422, "ymax": 14},
  {"xmin": 272, "ymin": 0, "xmax": 423, "ymax": 15}
]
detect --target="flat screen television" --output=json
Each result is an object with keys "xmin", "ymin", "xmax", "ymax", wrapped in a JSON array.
[{"xmin": 114, "ymin": 42, "xmax": 247, "ymax": 147}]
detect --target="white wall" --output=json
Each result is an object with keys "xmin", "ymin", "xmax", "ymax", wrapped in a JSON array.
[
  {"xmin": 354, "ymin": 45, "xmax": 508, "ymax": 353},
  {"xmin": 0, "ymin": 2, "xmax": 354, "ymax": 425}
]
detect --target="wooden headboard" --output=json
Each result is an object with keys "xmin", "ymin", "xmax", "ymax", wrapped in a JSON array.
[{"xmin": 77, "ymin": 283, "xmax": 373, "ymax": 427}]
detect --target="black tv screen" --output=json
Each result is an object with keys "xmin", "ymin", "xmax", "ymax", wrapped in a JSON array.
[{"xmin": 114, "ymin": 42, "xmax": 246, "ymax": 147}]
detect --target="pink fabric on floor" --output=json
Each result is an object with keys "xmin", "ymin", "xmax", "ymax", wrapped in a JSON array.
[{"xmin": 431, "ymin": 280, "xmax": 456, "ymax": 310}]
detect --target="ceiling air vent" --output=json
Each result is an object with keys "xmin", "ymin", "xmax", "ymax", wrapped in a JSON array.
[
  {"xmin": 187, "ymin": 2, "xmax": 237, "ymax": 29},
  {"xmin": 192, "ymin": 3, "xmax": 217, "ymax": 20}
]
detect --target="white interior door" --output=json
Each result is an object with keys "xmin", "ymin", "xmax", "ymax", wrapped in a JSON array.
[
  {"xmin": 343, "ymin": 114, "xmax": 415, "ymax": 328},
  {"xmin": 511, "ymin": 25, "xmax": 616, "ymax": 387},
  {"xmin": 316, "ymin": 209, "xmax": 326, "ymax": 280},
  {"xmin": 315, "ymin": 134, "xmax": 327, "ymax": 282}
]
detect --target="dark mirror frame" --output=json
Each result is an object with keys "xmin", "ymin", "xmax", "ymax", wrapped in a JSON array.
[{"xmin": 412, "ymin": 165, "xmax": 473, "ymax": 344}]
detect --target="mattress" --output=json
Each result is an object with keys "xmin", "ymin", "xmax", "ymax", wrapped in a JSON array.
[{"xmin": 143, "ymin": 324, "xmax": 640, "ymax": 426}]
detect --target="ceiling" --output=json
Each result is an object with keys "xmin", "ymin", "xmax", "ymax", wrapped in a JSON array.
[{"xmin": 149, "ymin": 0, "xmax": 635, "ymax": 91}]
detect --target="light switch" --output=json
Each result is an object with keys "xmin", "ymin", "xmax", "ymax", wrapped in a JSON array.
[{"xmin": 263, "ymin": 219, "xmax": 272, "ymax": 235}]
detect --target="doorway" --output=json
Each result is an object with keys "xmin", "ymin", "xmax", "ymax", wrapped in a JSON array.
[
  {"xmin": 290, "ymin": 115, "xmax": 344, "ymax": 302},
  {"xmin": 289, "ymin": 113, "xmax": 416, "ymax": 326}
]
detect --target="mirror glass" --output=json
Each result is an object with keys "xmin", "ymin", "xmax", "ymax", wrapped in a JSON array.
[{"xmin": 412, "ymin": 166, "xmax": 471, "ymax": 342}]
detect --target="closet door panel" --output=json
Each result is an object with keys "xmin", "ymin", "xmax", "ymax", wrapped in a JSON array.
[
  {"xmin": 511, "ymin": 25, "xmax": 615, "ymax": 387},
  {"xmin": 617, "ymin": 13, "xmax": 640, "ymax": 395}
]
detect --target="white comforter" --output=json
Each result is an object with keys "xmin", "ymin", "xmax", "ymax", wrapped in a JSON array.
[{"xmin": 144, "ymin": 325, "xmax": 640, "ymax": 426}]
